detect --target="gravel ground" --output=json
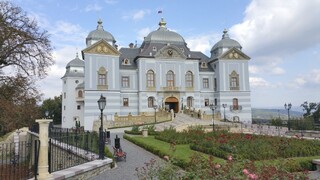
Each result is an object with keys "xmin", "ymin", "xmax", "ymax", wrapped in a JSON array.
[{"xmin": 90, "ymin": 129, "xmax": 163, "ymax": 180}]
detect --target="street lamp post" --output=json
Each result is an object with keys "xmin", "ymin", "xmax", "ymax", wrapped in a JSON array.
[
  {"xmin": 222, "ymin": 104, "xmax": 227, "ymax": 121},
  {"xmin": 209, "ymin": 104, "xmax": 216, "ymax": 131},
  {"xmin": 97, "ymin": 94, "xmax": 106, "ymax": 160},
  {"xmin": 153, "ymin": 105, "xmax": 157, "ymax": 123},
  {"xmin": 284, "ymin": 103, "xmax": 292, "ymax": 131},
  {"xmin": 181, "ymin": 98, "xmax": 184, "ymax": 111}
]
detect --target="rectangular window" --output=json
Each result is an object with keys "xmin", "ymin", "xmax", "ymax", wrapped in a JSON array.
[
  {"xmin": 64, "ymin": 106, "xmax": 66, "ymax": 110},
  {"xmin": 214, "ymin": 98, "xmax": 217, "ymax": 106},
  {"xmin": 98, "ymin": 74, "xmax": 106, "ymax": 85},
  {"xmin": 203, "ymin": 78, "xmax": 209, "ymax": 88},
  {"xmin": 231, "ymin": 77, "xmax": 237, "ymax": 88},
  {"xmin": 204, "ymin": 99, "xmax": 209, "ymax": 107},
  {"xmin": 122, "ymin": 76, "xmax": 130, "ymax": 88},
  {"xmin": 123, "ymin": 98, "xmax": 129, "ymax": 107},
  {"xmin": 77, "ymin": 105, "xmax": 81, "ymax": 110},
  {"xmin": 64, "ymin": 92, "xmax": 66, "ymax": 99}
]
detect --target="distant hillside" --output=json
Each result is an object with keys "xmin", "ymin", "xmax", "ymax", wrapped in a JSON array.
[{"xmin": 252, "ymin": 108, "xmax": 303, "ymax": 120}]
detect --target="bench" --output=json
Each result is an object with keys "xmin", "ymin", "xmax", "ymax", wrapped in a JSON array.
[
  {"xmin": 312, "ymin": 159, "xmax": 320, "ymax": 171},
  {"xmin": 113, "ymin": 146, "xmax": 127, "ymax": 161}
]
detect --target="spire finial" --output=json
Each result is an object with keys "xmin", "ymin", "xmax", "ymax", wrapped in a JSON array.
[
  {"xmin": 222, "ymin": 28, "xmax": 229, "ymax": 39},
  {"xmin": 159, "ymin": 17, "xmax": 166, "ymax": 28},
  {"xmin": 97, "ymin": 19, "xmax": 103, "ymax": 30}
]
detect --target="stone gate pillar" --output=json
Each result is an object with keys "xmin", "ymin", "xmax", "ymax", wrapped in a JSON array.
[{"xmin": 36, "ymin": 119, "xmax": 53, "ymax": 180}]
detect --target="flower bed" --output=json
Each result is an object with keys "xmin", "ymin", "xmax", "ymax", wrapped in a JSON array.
[{"xmin": 156, "ymin": 127, "xmax": 320, "ymax": 161}]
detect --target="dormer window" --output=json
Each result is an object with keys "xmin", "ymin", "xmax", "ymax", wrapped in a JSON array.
[
  {"xmin": 152, "ymin": 46, "xmax": 157, "ymax": 51},
  {"xmin": 201, "ymin": 62, "xmax": 207, "ymax": 68},
  {"xmin": 122, "ymin": 58, "xmax": 130, "ymax": 65}
]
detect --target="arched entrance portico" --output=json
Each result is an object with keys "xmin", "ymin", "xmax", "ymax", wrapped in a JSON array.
[{"xmin": 165, "ymin": 97, "xmax": 179, "ymax": 113}]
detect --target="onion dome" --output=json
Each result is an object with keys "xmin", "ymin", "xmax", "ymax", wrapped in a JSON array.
[
  {"xmin": 143, "ymin": 18, "xmax": 186, "ymax": 45},
  {"xmin": 211, "ymin": 29, "xmax": 242, "ymax": 51},
  {"xmin": 86, "ymin": 19, "xmax": 116, "ymax": 47},
  {"xmin": 62, "ymin": 53, "xmax": 84, "ymax": 78},
  {"xmin": 66, "ymin": 53, "xmax": 84, "ymax": 68}
]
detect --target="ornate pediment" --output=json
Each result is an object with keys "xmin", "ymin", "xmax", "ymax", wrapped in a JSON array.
[
  {"xmin": 82, "ymin": 40, "xmax": 120, "ymax": 56},
  {"xmin": 154, "ymin": 45, "xmax": 186, "ymax": 59},
  {"xmin": 220, "ymin": 47, "xmax": 250, "ymax": 60}
]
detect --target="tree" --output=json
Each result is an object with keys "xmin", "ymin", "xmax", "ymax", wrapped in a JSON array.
[
  {"xmin": 301, "ymin": 101, "xmax": 318, "ymax": 117},
  {"xmin": 40, "ymin": 96, "xmax": 62, "ymax": 125},
  {"xmin": 0, "ymin": 75, "xmax": 41, "ymax": 131},
  {"xmin": 0, "ymin": 1, "xmax": 53, "ymax": 79},
  {"xmin": 0, "ymin": 1, "xmax": 54, "ymax": 132}
]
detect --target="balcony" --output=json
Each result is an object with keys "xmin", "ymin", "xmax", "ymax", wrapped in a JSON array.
[
  {"xmin": 161, "ymin": 86, "xmax": 180, "ymax": 91},
  {"xmin": 230, "ymin": 86, "xmax": 240, "ymax": 91},
  {"xmin": 76, "ymin": 96, "xmax": 84, "ymax": 102},
  {"xmin": 230, "ymin": 105, "xmax": 242, "ymax": 112}
]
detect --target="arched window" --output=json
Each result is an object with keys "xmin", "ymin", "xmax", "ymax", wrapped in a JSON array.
[
  {"xmin": 185, "ymin": 71, "xmax": 193, "ymax": 88},
  {"xmin": 166, "ymin": 70, "xmax": 175, "ymax": 87},
  {"xmin": 146, "ymin": 70, "xmax": 155, "ymax": 88},
  {"xmin": 230, "ymin": 71, "xmax": 239, "ymax": 90},
  {"xmin": 78, "ymin": 90, "xmax": 83, "ymax": 98},
  {"xmin": 187, "ymin": 96, "xmax": 193, "ymax": 108},
  {"xmin": 148, "ymin": 97, "xmax": 155, "ymax": 108},
  {"xmin": 97, "ymin": 67, "xmax": 107, "ymax": 89},
  {"xmin": 233, "ymin": 98, "xmax": 239, "ymax": 110}
]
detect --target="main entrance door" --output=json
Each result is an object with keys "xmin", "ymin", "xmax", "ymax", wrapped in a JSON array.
[{"xmin": 165, "ymin": 97, "xmax": 179, "ymax": 113}]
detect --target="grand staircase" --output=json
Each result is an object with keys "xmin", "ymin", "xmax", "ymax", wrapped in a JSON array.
[{"xmin": 155, "ymin": 113, "xmax": 212, "ymax": 131}]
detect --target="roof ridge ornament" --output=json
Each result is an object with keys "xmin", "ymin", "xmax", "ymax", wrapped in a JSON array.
[
  {"xmin": 222, "ymin": 29, "xmax": 229, "ymax": 39},
  {"xmin": 97, "ymin": 19, "xmax": 104, "ymax": 30},
  {"xmin": 158, "ymin": 18, "xmax": 167, "ymax": 28}
]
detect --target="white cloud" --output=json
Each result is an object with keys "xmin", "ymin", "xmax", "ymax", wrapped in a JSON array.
[
  {"xmin": 250, "ymin": 77, "xmax": 270, "ymax": 88},
  {"xmin": 248, "ymin": 56, "xmax": 285, "ymax": 75},
  {"xmin": 289, "ymin": 69, "xmax": 320, "ymax": 88},
  {"xmin": 133, "ymin": 10, "xmax": 150, "ymax": 21},
  {"xmin": 85, "ymin": 3, "xmax": 102, "ymax": 12},
  {"xmin": 185, "ymin": 33, "xmax": 220, "ymax": 54},
  {"xmin": 123, "ymin": 10, "xmax": 150, "ymax": 21},
  {"xmin": 137, "ymin": 27, "xmax": 152, "ymax": 41},
  {"xmin": 231, "ymin": 0, "xmax": 320, "ymax": 57}
]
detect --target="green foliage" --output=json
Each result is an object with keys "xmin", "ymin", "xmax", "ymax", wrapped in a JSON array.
[
  {"xmin": 40, "ymin": 95, "xmax": 62, "ymax": 124},
  {"xmin": 104, "ymin": 147, "xmax": 115, "ymax": 168}
]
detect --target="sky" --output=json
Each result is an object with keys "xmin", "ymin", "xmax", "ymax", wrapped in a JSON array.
[{"xmin": 11, "ymin": 0, "xmax": 320, "ymax": 110}]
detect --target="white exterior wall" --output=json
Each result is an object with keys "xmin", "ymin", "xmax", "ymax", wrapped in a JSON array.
[
  {"xmin": 61, "ymin": 76, "xmax": 84, "ymax": 128},
  {"xmin": 213, "ymin": 58, "xmax": 252, "ymax": 123}
]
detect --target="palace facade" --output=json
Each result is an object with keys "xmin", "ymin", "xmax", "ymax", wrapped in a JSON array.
[{"xmin": 61, "ymin": 18, "xmax": 252, "ymax": 130}]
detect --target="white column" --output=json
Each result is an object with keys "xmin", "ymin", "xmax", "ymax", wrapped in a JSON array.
[{"xmin": 36, "ymin": 119, "xmax": 53, "ymax": 180}]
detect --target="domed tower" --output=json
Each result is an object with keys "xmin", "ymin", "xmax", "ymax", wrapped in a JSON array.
[
  {"xmin": 82, "ymin": 19, "xmax": 121, "ymax": 131},
  {"xmin": 86, "ymin": 19, "xmax": 116, "ymax": 47},
  {"xmin": 139, "ymin": 18, "xmax": 194, "ymax": 58},
  {"xmin": 210, "ymin": 29, "xmax": 252, "ymax": 124},
  {"xmin": 134, "ymin": 18, "xmax": 202, "ymax": 114},
  {"xmin": 61, "ymin": 54, "xmax": 85, "ymax": 128}
]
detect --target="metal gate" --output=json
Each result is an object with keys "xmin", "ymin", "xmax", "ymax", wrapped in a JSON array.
[{"xmin": 0, "ymin": 139, "xmax": 40, "ymax": 180}]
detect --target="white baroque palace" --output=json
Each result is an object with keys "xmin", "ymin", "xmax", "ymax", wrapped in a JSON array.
[{"xmin": 61, "ymin": 18, "xmax": 252, "ymax": 130}]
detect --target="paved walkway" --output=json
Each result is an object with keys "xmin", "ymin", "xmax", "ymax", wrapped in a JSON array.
[{"xmin": 90, "ymin": 129, "xmax": 163, "ymax": 180}]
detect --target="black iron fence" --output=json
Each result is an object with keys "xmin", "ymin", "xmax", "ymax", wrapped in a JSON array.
[
  {"xmin": 48, "ymin": 127, "xmax": 100, "ymax": 173},
  {"xmin": 0, "ymin": 139, "xmax": 40, "ymax": 180}
]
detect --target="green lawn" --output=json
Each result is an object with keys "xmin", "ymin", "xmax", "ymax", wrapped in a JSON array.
[{"xmin": 125, "ymin": 135, "xmax": 225, "ymax": 164}]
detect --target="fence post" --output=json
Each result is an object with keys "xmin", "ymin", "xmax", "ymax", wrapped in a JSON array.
[{"xmin": 35, "ymin": 119, "xmax": 53, "ymax": 180}]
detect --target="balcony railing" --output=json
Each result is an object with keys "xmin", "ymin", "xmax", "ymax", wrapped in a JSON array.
[
  {"xmin": 161, "ymin": 86, "xmax": 180, "ymax": 91},
  {"xmin": 230, "ymin": 105, "xmax": 242, "ymax": 112}
]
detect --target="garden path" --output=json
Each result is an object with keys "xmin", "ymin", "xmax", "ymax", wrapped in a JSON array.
[{"xmin": 90, "ymin": 129, "xmax": 163, "ymax": 180}]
